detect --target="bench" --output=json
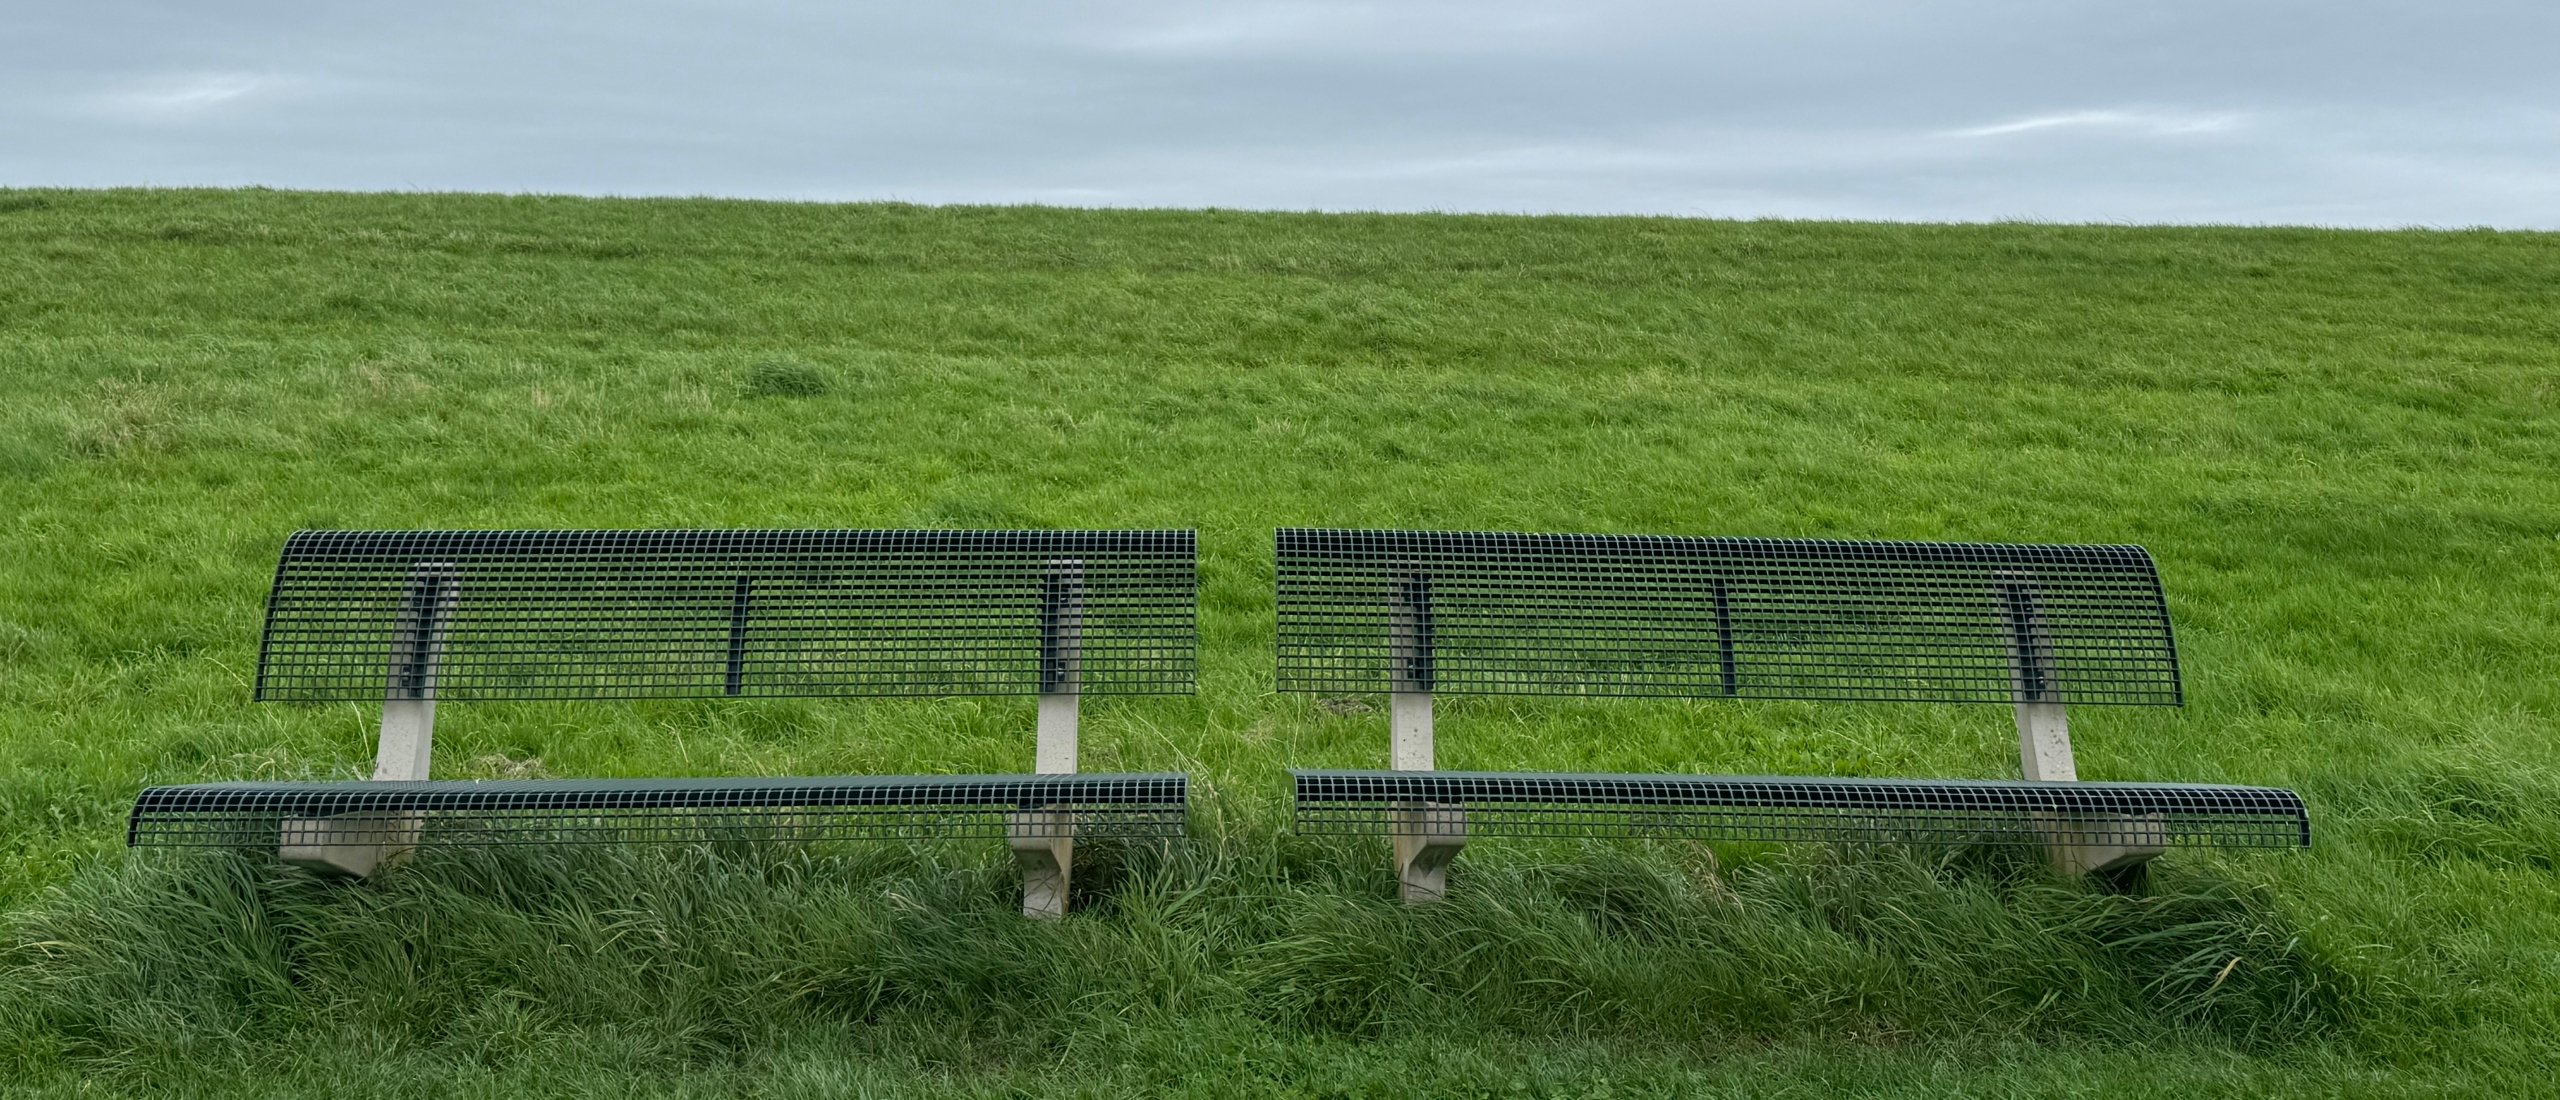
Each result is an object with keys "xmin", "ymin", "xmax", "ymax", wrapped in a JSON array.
[
  {"xmin": 1273, "ymin": 529, "xmax": 2310, "ymax": 901},
  {"xmin": 129, "ymin": 528, "xmax": 1198, "ymax": 918}
]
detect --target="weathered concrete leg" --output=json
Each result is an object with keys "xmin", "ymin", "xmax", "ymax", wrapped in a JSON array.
[
  {"xmin": 286, "ymin": 698, "xmax": 437, "ymax": 876},
  {"xmin": 1019, "ymin": 561, "xmax": 1082, "ymax": 918},
  {"xmin": 2034, "ymin": 811, "xmax": 2169, "ymax": 877},
  {"xmin": 1387, "ymin": 569, "xmax": 1455, "ymax": 903},
  {"xmin": 1387, "ymin": 688, "xmax": 1464, "ymax": 903},
  {"xmin": 1390, "ymin": 690, "xmax": 1433, "ymax": 772},
  {"xmin": 279, "ymin": 814, "xmax": 421, "ymax": 877},
  {"xmin": 1008, "ymin": 811, "xmax": 1073, "ymax": 920},
  {"xmin": 2003, "ymin": 577, "xmax": 2161, "ymax": 877},
  {"xmin": 1022, "ymin": 694, "xmax": 1080, "ymax": 918},
  {"xmin": 283, "ymin": 566, "xmax": 450, "ymax": 877},
  {"xmin": 2011, "ymin": 697, "xmax": 2164, "ymax": 875},
  {"xmin": 1393, "ymin": 802, "xmax": 1466, "ymax": 904},
  {"xmin": 2014, "ymin": 699, "xmax": 2076, "ymax": 783},
  {"xmin": 1037, "ymin": 693, "xmax": 1077, "ymax": 775},
  {"xmin": 373, "ymin": 696, "xmax": 437, "ymax": 781}
]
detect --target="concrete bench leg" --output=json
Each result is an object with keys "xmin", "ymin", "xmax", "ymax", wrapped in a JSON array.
[
  {"xmin": 1388, "ymin": 673, "xmax": 1463, "ymax": 903},
  {"xmin": 2037, "ymin": 811, "xmax": 2169, "ymax": 877},
  {"xmin": 1008, "ymin": 810, "xmax": 1074, "ymax": 920},
  {"xmin": 1393, "ymin": 802, "xmax": 1466, "ymax": 904},
  {"xmin": 282, "ymin": 567, "xmax": 451, "ymax": 878},
  {"xmin": 2011, "ymin": 697, "xmax": 2159, "ymax": 876},
  {"xmin": 287, "ymin": 691, "xmax": 434, "ymax": 876},
  {"xmin": 2012, "ymin": 700, "xmax": 2166, "ymax": 878},
  {"xmin": 2001, "ymin": 578, "xmax": 2167, "ymax": 879},
  {"xmin": 1014, "ymin": 561, "xmax": 1083, "ymax": 919},
  {"xmin": 1386, "ymin": 572, "xmax": 1451, "ymax": 905},
  {"xmin": 279, "ymin": 812, "xmax": 422, "ymax": 877}
]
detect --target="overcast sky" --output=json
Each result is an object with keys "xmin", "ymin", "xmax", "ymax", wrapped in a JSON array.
[{"xmin": 6, "ymin": 1, "xmax": 2556, "ymax": 227}]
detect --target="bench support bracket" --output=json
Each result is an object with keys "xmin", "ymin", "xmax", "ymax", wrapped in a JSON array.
[
  {"xmin": 1019, "ymin": 561, "xmax": 1083, "ymax": 918},
  {"xmin": 1389, "ymin": 574, "xmax": 1462, "ymax": 902},
  {"xmin": 1390, "ymin": 689, "xmax": 1464, "ymax": 902},
  {"xmin": 2004, "ymin": 577, "xmax": 2164, "ymax": 877},
  {"xmin": 283, "ymin": 564, "xmax": 454, "ymax": 877},
  {"xmin": 2036, "ymin": 811, "xmax": 2171, "ymax": 877},
  {"xmin": 1008, "ymin": 812, "xmax": 1074, "ymax": 919}
]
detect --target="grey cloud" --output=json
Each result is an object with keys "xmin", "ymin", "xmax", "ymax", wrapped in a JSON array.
[{"xmin": 3, "ymin": 0, "xmax": 2554, "ymax": 226}]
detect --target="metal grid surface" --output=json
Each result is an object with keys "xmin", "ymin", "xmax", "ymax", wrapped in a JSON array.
[
  {"xmin": 130, "ymin": 774, "xmax": 1188, "ymax": 846},
  {"xmin": 254, "ymin": 529, "xmax": 1197, "ymax": 701},
  {"xmin": 1275, "ymin": 529, "xmax": 2180, "ymax": 705},
  {"xmin": 1292, "ymin": 771, "xmax": 2307, "ymax": 849}
]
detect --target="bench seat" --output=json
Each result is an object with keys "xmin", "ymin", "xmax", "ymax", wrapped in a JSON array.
[
  {"xmin": 132, "ymin": 772, "xmax": 1187, "ymax": 848},
  {"xmin": 1292, "ymin": 769, "xmax": 2308, "ymax": 850}
]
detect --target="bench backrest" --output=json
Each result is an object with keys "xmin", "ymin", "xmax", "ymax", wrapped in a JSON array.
[
  {"xmin": 1273, "ymin": 529, "xmax": 2179, "ymax": 706},
  {"xmin": 255, "ymin": 529, "xmax": 1197, "ymax": 702}
]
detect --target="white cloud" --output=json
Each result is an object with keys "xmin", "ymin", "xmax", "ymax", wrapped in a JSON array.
[
  {"xmin": 1096, "ymin": 1, "xmax": 1579, "ymax": 57},
  {"xmin": 94, "ymin": 73, "xmax": 293, "ymax": 120},
  {"xmin": 1944, "ymin": 109, "xmax": 2248, "ymax": 140}
]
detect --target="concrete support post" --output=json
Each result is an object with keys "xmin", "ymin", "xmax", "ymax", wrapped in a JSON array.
[
  {"xmin": 1390, "ymin": 690, "xmax": 1433, "ymax": 772},
  {"xmin": 2014, "ymin": 700, "xmax": 2075, "ymax": 783},
  {"xmin": 283, "ymin": 564, "xmax": 454, "ymax": 877},
  {"xmin": 1390, "ymin": 572, "xmax": 1463, "ymax": 903},
  {"xmin": 1007, "ymin": 810, "xmax": 1074, "ymax": 919},
  {"xmin": 1012, "ymin": 561, "xmax": 1081, "ymax": 919},
  {"xmin": 2001, "ymin": 575, "xmax": 2163, "ymax": 877},
  {"xmin": 374, "ymin": 700, "xmax": 438, "ymax": 782},
  {"xmin": 2003, "ymin": 577, "xmax": 2077, "ymax": 784}
]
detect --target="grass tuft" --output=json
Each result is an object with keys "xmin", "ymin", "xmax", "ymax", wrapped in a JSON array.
[{"xmin": 742, "ymin": 360, "xmax": 830, "ymax": 399}]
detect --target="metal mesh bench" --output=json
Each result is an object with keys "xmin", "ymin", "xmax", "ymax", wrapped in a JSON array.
[
  {"xmin": 1274, "ymin": 529, "xmax": 2310, "ymax": 901},
  {"xmin": 130, "ymin": 529, "xmax": 1198, "ymax": 917}
]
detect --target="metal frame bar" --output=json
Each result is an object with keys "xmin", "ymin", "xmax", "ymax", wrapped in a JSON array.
[
  {"xmin": 1293, "ymin": 771, "xmax": 2310, "ymax": 850},
  {"xmin": 137, "ymin": 774, "xmax": 1189, "ymax": 846}
]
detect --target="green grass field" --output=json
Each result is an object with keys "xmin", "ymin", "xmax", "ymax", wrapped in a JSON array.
[{"xmin": 1, "ymin": 188, "xmax": 2555, "ymax": 1097}]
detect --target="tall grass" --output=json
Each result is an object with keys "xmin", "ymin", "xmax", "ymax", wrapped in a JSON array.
[{"xmin": 2, "ymin": 836, "xmax": 2349, "ymax": 1081}]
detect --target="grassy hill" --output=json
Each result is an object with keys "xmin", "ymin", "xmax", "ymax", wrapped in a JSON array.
[{"xmin": 0, "ymin": 188, "xmax": 2554, "ymax": 1097}]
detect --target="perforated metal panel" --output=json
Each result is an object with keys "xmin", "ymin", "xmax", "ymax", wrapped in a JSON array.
[
  {"xmin": 1275, "ymin": 529, "xmax": 2179, "ymax": 705},
  {"xmin": 130, "ymin": 774, "xmax": 1187, "ymax": 846},
  {"xmin": 254, "ymin": 530, "xmax": 1197, "ymax": 701},
  {"xmin": 1292, "ymin": 771, "xmax": 2307, "ymax": 849}
]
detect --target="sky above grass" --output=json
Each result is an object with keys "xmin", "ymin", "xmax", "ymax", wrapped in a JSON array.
[{"xmin": 6, "ymin": 1, "xmax": 2556, "ymax": 228}]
